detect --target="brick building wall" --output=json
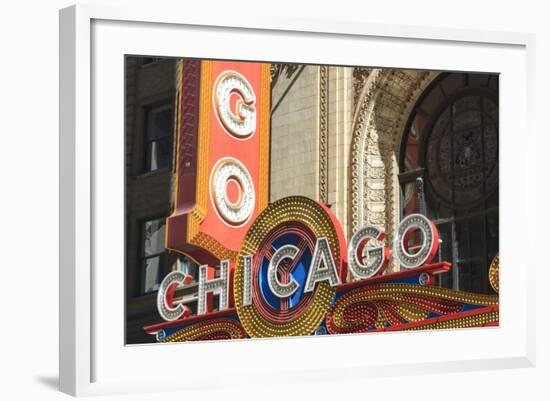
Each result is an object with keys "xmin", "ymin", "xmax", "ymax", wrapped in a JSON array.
[{"xmin": 125, "ymin": 57, "xmax": 176, "ymax": 344}]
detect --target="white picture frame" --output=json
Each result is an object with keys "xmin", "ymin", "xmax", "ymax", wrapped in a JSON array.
[{"xmin": 59, "ymin": 3, "xmax": 536, "ymax": 397}]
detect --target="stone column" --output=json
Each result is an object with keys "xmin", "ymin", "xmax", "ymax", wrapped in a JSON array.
[{"xmin": 326, "ymin": 66, "xmax": 353, "ymax": 239}]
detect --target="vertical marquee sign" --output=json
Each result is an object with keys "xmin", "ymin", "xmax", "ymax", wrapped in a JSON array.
[{"xmin": 166, "ymin": 60, "xmax": 271, "ymax": 264}]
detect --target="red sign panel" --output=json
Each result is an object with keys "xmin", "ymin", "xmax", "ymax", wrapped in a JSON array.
[{"xmin": 166, "ymin": 60, "xmax": 271, "ymax": 265}]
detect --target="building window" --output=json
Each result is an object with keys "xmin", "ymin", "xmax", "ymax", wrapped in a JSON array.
[
  {"xmin": 399, "ymin": 73, "xmax": 499, "ymax": 294},
  {"xmin": 140, "ymin": 217, "xmax": 167, "ymax": 293},
  {"xmin": 144, "ymin": 103, "xmax": 173, "ymax": 172},
  {"xmin": 172, "ymin": 255, "xmax": 198, "ymax": 283}
]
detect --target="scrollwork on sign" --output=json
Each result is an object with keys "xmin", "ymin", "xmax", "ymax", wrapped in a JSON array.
[{"xmin": 326, "ymin": 284, "xmax": 498, "ymax": 334}]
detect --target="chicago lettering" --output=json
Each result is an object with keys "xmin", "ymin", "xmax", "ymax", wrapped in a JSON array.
[{"xmin": 158, "ymin": 213, "xmax": 439, "ymax": 321}]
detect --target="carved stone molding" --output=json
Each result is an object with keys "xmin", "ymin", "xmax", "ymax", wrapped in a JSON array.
[
  {"xmin": 353, "ymin": 67, "xmax": 371, "ymax": 108},
  {"xmin": 349, "ymin": 69, "xmax": 440, "ymax": 268},
  {"xmin": 319, "ymin": 66, "xmax": 329, "ymax": 204},
  {"xmin": 271, "ymin": 64, "xmax": 301, "ymax": 87}
]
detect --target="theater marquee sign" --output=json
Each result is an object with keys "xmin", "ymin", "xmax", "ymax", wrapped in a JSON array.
[{"xmin": 144, "ymin": 60, "xmax": 499, "ymax": 342}]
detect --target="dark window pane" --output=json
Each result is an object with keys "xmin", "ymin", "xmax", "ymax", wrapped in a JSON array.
[
  {"xmin": 146, "ymin": 137, "xmax": 171, "ymax": 171},
  {"xmin": 143, "ymin": 256, "xmax": 161, "ymax": 293},
  {"xmin": 147, "ymin": 105, "xmax": 172, "ymax": 140},
  {"xmin": 399, "ymin": 73, "xmax": 499, "ymax": 293},
  {"xmin": 402, "ymin": 181, "xmax": 417, "ymax": 216},
  {"xmin": 143, "ymin": 218, "xmax": 165, "ymax": 256},
  {"xmin": 144, "ymin": 103, "xmax": 173, "ymax": 172}
]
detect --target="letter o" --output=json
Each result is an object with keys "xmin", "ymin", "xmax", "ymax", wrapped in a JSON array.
[
  {"xmin": 210, "ymin": 157, "xmax": 256, "ymax": 226},
  {"xmin": 393, "ymin": 214, "xmax": 440, "ymax": 269}
]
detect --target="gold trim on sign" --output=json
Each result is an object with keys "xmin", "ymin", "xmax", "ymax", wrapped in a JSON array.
[
  {"xmin": 160, "ymin": 319, "xmax": 246, "ymax": 342},
  {"xmin": 489, "ymin": 253, "xmax": 499, "ymax": 293},
  {"xmin": 185, "ymin": 60, "xmax": 212, "ymax": 250},
  {"xmin": 173, "ymin": 59, "xmax": 184, "ymax": 210},
  {"xmin": 185, "ymin": 60, "xmax": 236, "ymax": 261},
  {"xmin": 406, "ymin": 310, "xmax": 499, "ymax": 331},
  {"xmin": 258, "ymin": 63, "xmax": 271, "ymax": 210},
  {"xmin": 234, "ymin": 196, "xmax": 340, "ymax": 338},
  {"xmin": 193, "ymin": 60, "xmax": 213, "ymax": 223}
]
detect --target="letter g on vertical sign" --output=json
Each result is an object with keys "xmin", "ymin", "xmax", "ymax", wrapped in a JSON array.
[{"xmin": 214, "ymin": 71, "xmax": 256, "ymax": 139}]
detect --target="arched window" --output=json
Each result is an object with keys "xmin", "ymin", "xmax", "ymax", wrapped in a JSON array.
[{"xmin": 399, "ymin": 73, "xmax": 499, "ymax": 294}]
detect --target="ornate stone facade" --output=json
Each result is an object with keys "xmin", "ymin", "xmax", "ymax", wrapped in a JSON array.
[
  {"xmin": 271, "ymin": 65, "xmax": 440, "ymax": 272},
  {"xmin": 327, "ymin": 67, "xmax": 353, "ymax": 236},
  {"xmin": 349, "ymin": 69, "xmax": 439, "ymax": 271},
  {"xmin": 318, "ymin": 66, "xmax": 329, "ymax": 204}
]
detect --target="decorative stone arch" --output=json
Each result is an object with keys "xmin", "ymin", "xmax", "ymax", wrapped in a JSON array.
[{"xmin": 349, "ymin": 69, "xmax": 440, "ymax": 270}]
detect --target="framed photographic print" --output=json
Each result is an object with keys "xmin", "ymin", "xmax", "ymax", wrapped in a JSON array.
[{"xmin": 59, "ymin": 4, "xmax": 536, "ymax": 397}]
